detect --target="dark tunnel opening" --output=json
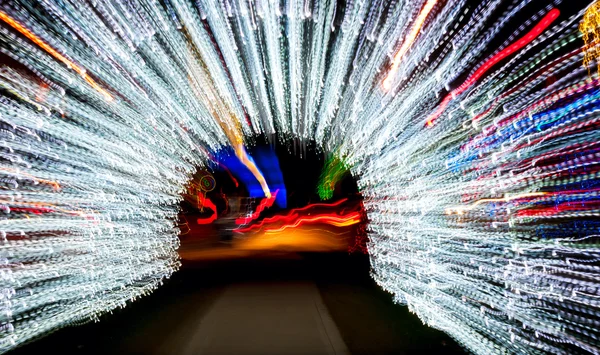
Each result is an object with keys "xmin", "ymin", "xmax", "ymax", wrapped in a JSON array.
[{"xmin": 177, "ymin": 136, "xmax": 368, "ymax": 260}]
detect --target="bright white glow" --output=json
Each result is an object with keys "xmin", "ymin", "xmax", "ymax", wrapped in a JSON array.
[{"xmin": 0, "ymin": 1, "xmax": 599, "ymax": 355}]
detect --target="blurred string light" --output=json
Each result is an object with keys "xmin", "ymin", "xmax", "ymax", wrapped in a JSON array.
[
  {"xmin": 0, "ymin": 1, "xmax": 599, "ymax": 355},
  {"xmin": 0, "ymin": 10, "xmax": 113, "ymax": 101},
  {"xmin": 382, "ymin": 0, "xmax": 439, "ymax": 91}
]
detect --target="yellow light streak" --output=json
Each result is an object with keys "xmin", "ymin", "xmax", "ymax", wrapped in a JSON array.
[
  {"xmin": 445, "ymin": 192, "xmax": 547, "ymax": 214},
  {"xmin": 383, "ymin": 0, "xmax": 438, "ymax": 91}
]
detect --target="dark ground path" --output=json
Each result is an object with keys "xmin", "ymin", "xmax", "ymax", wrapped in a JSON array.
[{"xmin": 9, "ymin": 253, "xmax": 465, "ymax": 355}]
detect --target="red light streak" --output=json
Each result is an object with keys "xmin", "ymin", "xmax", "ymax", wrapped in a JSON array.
[
  {"xmin": 515, "ymin": 200, "xmax": 600, "ymax": 218},
  {"xmin": 291, "ymin": 198, "xmax": 349, "ymax": 212},
  {"xmin": 197, "ymin": 194, "xmax": 217, "ymax": 224},
  {"xmin": 235, "ymin": 198, "xmax": 350, "ymax": 233},
  {"xmin": 425, "ymin": 9, "xmax": 560, "ymax": 127},
  {"xmin": 10, "ymin": 207, "xmax": 57, "ymax": 215},
  {"xmin": 235, "ymin": 189, "xmax": 279, "ymax": 225},
  {"xmin": 235, "ymin": 213, "xmax": 299, "ymax": 233},
  {"xmin": 199, "ymin": 148, "xmax": 240, "ymax": 188},
  {"xmin": 471, "ymin": 47, "xmax": 584, "ymax": 124}
]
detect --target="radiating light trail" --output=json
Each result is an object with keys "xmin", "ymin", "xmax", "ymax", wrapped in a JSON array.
[
  {"xmin": 0, "ymin": 10, "xmax": 113, "ymax": 101},
  {"xmin": 425, "ymin": 8, "xmax": 560, "ymax": 127},
  {"xmin": 445, "ymin": 192, "xmax": 548, "ymax": 214},
  {"xmin": 0, "ymin": 167, "xmax": 61, "ymax": 191},
  {"xmin": 1, "ymin": 1, "xmax": 599, "ymax": 355},
  {"xmin": 382, "ymin": 0, "xmax": 438, "ymax": 91}
]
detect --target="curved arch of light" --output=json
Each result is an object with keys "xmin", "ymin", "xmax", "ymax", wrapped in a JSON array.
[{"xmin": 1, "ymin": 0, "xmax": 600, "ymax": 354}]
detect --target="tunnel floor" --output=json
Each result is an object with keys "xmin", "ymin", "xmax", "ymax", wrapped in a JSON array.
[{"xmin": 10, "ymin": 253, "xmax": 465, "ymax": 355}]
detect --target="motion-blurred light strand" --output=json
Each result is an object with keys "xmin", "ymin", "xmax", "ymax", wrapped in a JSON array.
[{"xmin": 1, "ymin": 1, "xmax": 600, "ymax": 354}]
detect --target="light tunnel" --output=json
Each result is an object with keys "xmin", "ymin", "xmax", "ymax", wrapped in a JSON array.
[{"xmin": 1, "ymin": 0, "xmax": 600, "ymax": 354}]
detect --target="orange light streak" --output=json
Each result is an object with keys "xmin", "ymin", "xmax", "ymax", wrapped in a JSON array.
[
  {"xmin": 0, "ymin": 10, "xmax": 113, "ymax": 101},
  {"xmin": 178, "ymin": 215, "xmax": 191, "ymax": 235},
  {"xmin": 215, "ymin": 115, "xmax": 271, "ymax": 199},
  {"xmin": 445, "ymin": 192, "xmax": 548, "ymax": 214},
  {"xmin": 0, "ymin": 167, "xmax": 60, "ymax": 191},
  {"xmin": 234, "ymin": 227, "xmax": 349, "ymax": 252},
  {"xmin": 383, "ymin": 0, "xmax": 438, "ymax": 91},
  {"xmin": 234, "ymin": 143, "xmax": 271, "ymax": 198},
  {"xmin": 264, "ymin": 212, "xmax": 361, "ymax": 233}
]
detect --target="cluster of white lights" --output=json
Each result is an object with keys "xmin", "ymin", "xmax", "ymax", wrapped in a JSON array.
[{"xmin": 0, "ymin": 0, "xmax": 599, "ymax": 354}]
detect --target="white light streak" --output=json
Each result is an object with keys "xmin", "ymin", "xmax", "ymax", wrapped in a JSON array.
[{"xmin": 0, "ymin": 1, "xmax": 599, "ymax": 354}]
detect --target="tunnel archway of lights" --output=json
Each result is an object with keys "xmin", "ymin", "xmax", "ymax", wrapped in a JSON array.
[{"xmin": 1, "ymin": 0, "xmax": 600, "ymax": 354}]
